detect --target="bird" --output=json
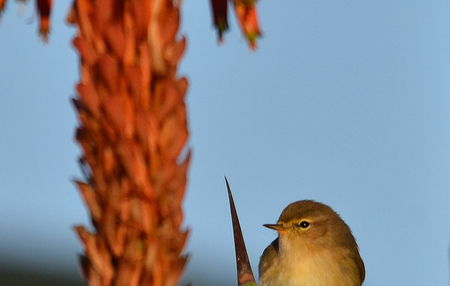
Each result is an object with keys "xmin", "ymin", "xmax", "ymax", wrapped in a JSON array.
[{"xmin": 259, "ymin": 200, "xmax": 365, "ymax": 286}]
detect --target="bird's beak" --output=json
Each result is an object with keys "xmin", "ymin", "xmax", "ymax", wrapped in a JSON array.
[{"xmin": 263, "ymin": 223, "xmax": 285, "ymax": 231}]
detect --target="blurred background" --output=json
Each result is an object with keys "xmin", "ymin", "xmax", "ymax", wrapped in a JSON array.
[{"xmin": 1, "ymin": 1, "xmax": 450, "ymax": 285}]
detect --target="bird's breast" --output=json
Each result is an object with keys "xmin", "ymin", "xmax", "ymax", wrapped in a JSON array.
[{"xmin": 260, "ymin": 245, "xmax": 358, "ymax": 286}]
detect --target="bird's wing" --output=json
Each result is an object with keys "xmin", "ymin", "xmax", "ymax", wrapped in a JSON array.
[{"xmin": 258, "ymin": 238, "xmax": 280, "ymax": 279}]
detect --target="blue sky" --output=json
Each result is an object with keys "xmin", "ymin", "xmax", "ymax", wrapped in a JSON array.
[{"xmin": 1, "ymin": 1, "xmax": 450, "ymax": 285}]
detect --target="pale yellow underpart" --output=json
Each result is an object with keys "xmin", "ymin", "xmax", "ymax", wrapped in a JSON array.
[{"xmin": 260, "ymin": 238, "xmax": 359, "ymax": 286}]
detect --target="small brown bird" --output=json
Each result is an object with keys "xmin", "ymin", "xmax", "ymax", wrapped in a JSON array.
[{"xmin": 259, "ymin": 200, "xmax": 365, "ymax": 286}]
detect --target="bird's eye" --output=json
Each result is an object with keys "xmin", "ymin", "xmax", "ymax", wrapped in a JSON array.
[{"xmin": 299, "ymin": 221, "xmax": 310, "ymax": 228}]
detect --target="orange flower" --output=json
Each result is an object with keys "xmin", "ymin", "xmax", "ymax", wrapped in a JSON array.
[
  {"xmin": 210, "ymin": 0, "xmax": 229, "ymax": 43},
  {"xmin": 233, "ymin": 0, "xmax": 262, "ymax": 50},
  {"xmin": 210, "ymin": 0, "xmax": 262, "ymax": 50},
  {"xmin": 36, "ymin": 0, "xmax": 52, "ymax": 42},
  {"xmin": 0, "ymin": 0, "xmax": 7, "ymax": 16}
]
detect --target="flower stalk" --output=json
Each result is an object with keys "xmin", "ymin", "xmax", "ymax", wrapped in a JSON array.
[{"xmin": 68, "ymin": 0, "xmax": 190, "ymax": 285}]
